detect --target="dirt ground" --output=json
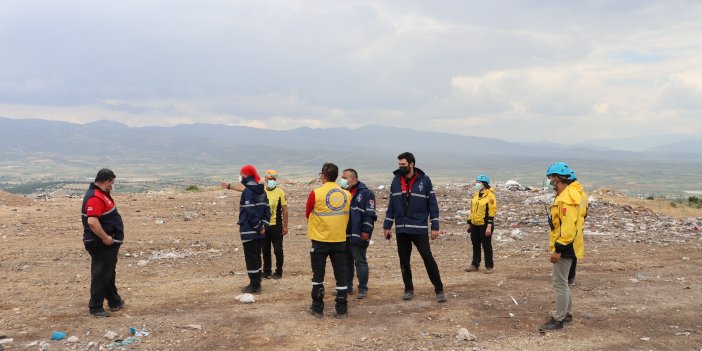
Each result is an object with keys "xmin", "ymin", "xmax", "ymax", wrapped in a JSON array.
[{"xmin": 1, "ymin": 184, "xmax": 701, "ymax": 351}]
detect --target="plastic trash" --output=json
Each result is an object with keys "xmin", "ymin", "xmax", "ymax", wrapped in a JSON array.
[{"xmin": 50, "ymin": 331, "xmax": 67, "ymax": 340}]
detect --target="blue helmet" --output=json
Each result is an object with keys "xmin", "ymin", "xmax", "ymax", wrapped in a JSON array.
[
  {"xmin": 569, "ymin": 169, "xmax": 577, "ymax": 180},
  {"xmin": 476, "ymin": 175, "xmax": 490, "ymax": 184},
  {"xmin": 546, "ymin": 162, "xmax": 571, "ymax": 177}
]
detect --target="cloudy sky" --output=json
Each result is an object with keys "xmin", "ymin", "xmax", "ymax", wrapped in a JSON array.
[{"xmin": 1, "ymin": 0, "xmax": 701, "ymax": 143}]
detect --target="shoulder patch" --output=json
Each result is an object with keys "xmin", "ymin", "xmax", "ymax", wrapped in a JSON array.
[
  {"xmin": 490, "ymin": 199, "xmax": 495, "ymax": 204},
  {"xmin": 562, "ymin": 207, "xmax": 567, "ymax": 216}
]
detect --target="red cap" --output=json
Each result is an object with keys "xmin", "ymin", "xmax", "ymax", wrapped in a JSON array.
[{"xmin": 240, "ymin": 164, "xmax": 261, "ymax": 183}]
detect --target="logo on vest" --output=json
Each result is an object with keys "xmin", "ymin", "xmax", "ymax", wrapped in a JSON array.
[
  {"xmin": 326, "ymin": 188, "xmax": 348, "ymax": 211},
  {"xmin": 418, "ymin": 181, "xmax": 424, "ymax": 192}
]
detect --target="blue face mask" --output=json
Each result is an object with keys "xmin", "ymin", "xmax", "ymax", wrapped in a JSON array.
[
  {"xmin": 340, "ymin": 179, "xmax": 348, "ymax": 189},
  {"xmin": 474, "ymin": 182, "xmax": 484, "ymax": 191},
  {"xmin": 267, "ymin": 180, "xmax": 277, "ymax": 189}
]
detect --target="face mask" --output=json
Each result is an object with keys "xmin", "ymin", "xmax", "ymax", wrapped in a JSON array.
[
  {"xmin": 474, "ymin": 182, "xmax": 483, "ymax": 191},
  {"xmin": 267, "ymin": 180, "xmax": 277, "ymax": 189},
  {"xmin": 548, "ymin": 178, "xmax": 558, "ymax": 190},
  {"xmin": 398, "ymin": 166, "xmax": 410, "ymax": 175},
  {"xmin": 340, "ymin": 179, "xmax": 348, "ymax": 189},
  {"xmin": 238, "ymin": 175, "xmax": 244, "ymax": 183}
]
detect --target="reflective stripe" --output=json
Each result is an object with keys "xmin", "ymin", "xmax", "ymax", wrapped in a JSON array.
[
  {"xmin": 404, "ymin": 224, "xmax": 428, "ymax": 229},
  {"xmin": 241, "ymin": 204, "xmax": 255, "ymax": 208},
  {"xmin": 365, "ymin": 208, "xmax": 376, "ymax": 212},
  {"xmin": 431, "ymin": 218, "xmax": 439, "ymax": 222},
  {"xmin": 247, "ymin": 269, "xmax": 261, "ymax": 273},
  {"xmin": 103, "ymin": 207, "xmax": 117, "ymax": 215},
  {"xmin": 336, "ymin": 286, "xmax": 348, "ymax": 290},
  {"xmin": 113, "ymin": 239, "xmax": 123, "ymax": 243},
  {"xmin": 240, "ymin": 231, "xmax": 257, "ymax": 234},
  {"xmin": 351, "ymin": 206, "xmax": 365, "ymax": 213},
  {"xmin": 411, "ymin": 193, "xmax": 428, "ymax": 198},
  {"xmin": 351, "ymin": 234, "xmax": 361, "ymax": 238},
  {"xmin": 391, "ymin": 192, "xmax": 402, "ymax": 196},
  {"xmin": 430, "ymin": 191, "xmax": 436, "ymax": 194},
  {"xmin": 363, "ymin": 222, "xmax": 373, "ymax": 227},
  {"xmin": 384, "ymin": 218, "xmax": 394, "ymax": 222},
  {"xmin": 262, "ymin": 220, "xmax": 270, "ymax": 225},
  {"xmin": 312, "ymin": 281, "xmax": 324, "ymax": 285},
  {"xmin": 256, "ymin": 202, "xmax": 268, "ymax": 206},
  {"xmin": 312, "ymin": 210, "xmax": 349, "ymax": 217}
]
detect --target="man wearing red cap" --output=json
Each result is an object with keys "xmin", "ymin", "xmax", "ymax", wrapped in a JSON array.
[{"xmin": 222, "ymin": 165, "xmax": 271, "ymax": 293}]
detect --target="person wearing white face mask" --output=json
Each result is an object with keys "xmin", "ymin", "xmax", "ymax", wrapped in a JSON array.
[
  {"xmin": 262, "ymin": 170, "xmax": 288, "ymax": 279},
  {"xmin": 465, "ymin": 175, "xmax": 497, "ymax": 274}
]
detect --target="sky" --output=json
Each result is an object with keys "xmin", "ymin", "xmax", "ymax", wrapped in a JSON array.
[{"xmin": 1, "ymin": 0, "xmax": 701, "ymax": 144}]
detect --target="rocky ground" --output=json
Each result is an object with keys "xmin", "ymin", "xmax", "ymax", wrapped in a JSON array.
[{"xmin": 1, "ymin": 183, "xmax": 701, "ymax": 351}]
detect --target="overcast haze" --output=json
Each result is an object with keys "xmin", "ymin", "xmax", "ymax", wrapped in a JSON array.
[{"xmin": 1, "ymin": 0, "xmax": 701, "ymax": 144}]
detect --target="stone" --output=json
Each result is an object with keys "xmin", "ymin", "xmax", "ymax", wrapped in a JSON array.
[
  {"xmin": 456, "ymin": 328, "xmax": 476, "ymax": 341},
  {"xmin": 104, "ymin": 331, "xmax": 119, "ymax": 340},
  {"xmin": 66, "ymin": 336, "xmax": 80, "ymax": 343}
]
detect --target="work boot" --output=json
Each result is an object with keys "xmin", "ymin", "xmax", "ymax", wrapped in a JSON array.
[
  {"xmin": 464, "ymin": 265, "xmax": 478, "ymax": 272},
  {"xmin": 538, "ymin": 317, "xmax": 564, "ymax": 332},
  {"xmin": 109, "ymin": 298, "xmax": 125, "ymax": 312},
  {"xmin": 484, "ymin": 268, "xmax": 493, "ymax": 274},
  {"xmin": 262, "ymin": 272, "xmax": 272, "ymax": 279},
  {"xmin": 435, "ymin": 291, "xmax": 447, "ymax": 302},
  {"xmin": 563, "ymin": 314, "xmax": 573, "ymax": 323},
  {"xmin": 272, "ymin": 272, "xmax": 283, "ymax": 280},
  {"xmin": 89, "ymin": 309, "xmax": 110, "ymax": 318},
  {"xmin": 403, "ymin": 290, "xmax": 414, "ymax": 300},
  {"xmin": 241, "ymin": 284, "xmax": 261, "ymax": 294},
  {"xmin": 356, "ymin": 290, "xmax": 368, "ymax": 299}
]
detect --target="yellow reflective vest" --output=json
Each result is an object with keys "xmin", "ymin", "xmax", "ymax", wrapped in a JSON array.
[
  {"xmin": 468, "ymin": 188, "xmax": 497, "ymax": 226},
  {"xmin": 549, "ymin": 183, "xmax": 584, "ymax": 258},
  {"xmin": 307, "ymin": 182, "xmax": 351, "ymax": 243}
]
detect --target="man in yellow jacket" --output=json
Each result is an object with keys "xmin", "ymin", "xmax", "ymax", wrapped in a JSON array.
[
  {"xmin": 465, "ymin": 175, "xmax": 497, "ymax": 273},
  {"xmin": 539, "ymin": 162, "xmax": 584, "ymax": 332},
  {"xmin": 305, "ymin": 163, "xmax": 352, "ymax": 317}
]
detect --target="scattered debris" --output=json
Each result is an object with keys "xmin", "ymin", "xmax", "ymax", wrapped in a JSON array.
[
  {"xmin": 66, "ymin": 335, "xmax": 80, "ymax": 343},
  {"xmin": 50, "ymin": 331, "xmax": 66, "ymax": 340},
  {"xmin": 235, "ymin": 293, "xmax": 256, "ymax": 304},
  {"xmin": 456, "ymin": 328, "xmax": 476, "ymax": 341},
  {"xmin": 104, "ymin": 331, "xmax": 119, "ymax": 340},
  {"xmin": 182, "ymin": 324, "xmax": 203, "ymax": 331}
]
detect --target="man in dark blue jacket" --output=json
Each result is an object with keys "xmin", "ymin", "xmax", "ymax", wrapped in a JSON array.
[
  {"xmin": 224, "ymin": 164, "xmax": 271, "ymax": 293},
  {"xmin": 383, "ymin": 152, "xmax": 446, "ymax": 302},
  {"xmin": 341, "ymin": 168, "xmax": 377, "ymax": 299}
]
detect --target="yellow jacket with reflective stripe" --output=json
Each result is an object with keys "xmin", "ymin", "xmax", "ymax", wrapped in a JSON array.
[
  {"xmin": 308, "ymin": 182, "xmax": 351, "ymax": 243},
  {"xmin": 570, "ymin": 181, "xmax": 588, "ymax": 259},
  {"xmin": 468, "ymin": 188, "xmax": 497, "ymax": 226},
  {"xmin": 549, "ymin": 183, "xmax": 584, "ymax": 258}
]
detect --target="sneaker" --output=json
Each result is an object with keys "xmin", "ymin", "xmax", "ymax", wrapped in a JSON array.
[
  {"xmin": 563, "ymin": 314, "xmax": 573, "ymax": 323},
  {"xmin": 262, "ymin": 272, "xmax": 272, "ymax": 279},
  {"xmin": 436, "ymin": 291, "xmax": 447, "ymax": 302},
  {"xmin": 109, "ymin": 299, "xmax": 125, "ymax": 312},
  {"xmin": 464, "ymin": 265, "xmax": 478, "ymax": 272},
  {"xmin": 403, "ymin": 290, "xmax": 414, "ymax": 300},
  {"xmin": 241, "ymin": 284, "xmax": 261, "ymax": 294},
  {"xmin": 307, "ymin": 306, "xmax": 323, "ymax": 318},
  {"xmin": 538, "ymin": 317, "xmax": 564, "ymax": 332},
  {"xmin": 568, "ymin": 279, "xmax": 575, "ymax": 286},
  {"xmin": 272, "ymin": 272, "xmax": 283, "ymax": 280},
  {"xmin": 356, "ymin": 290, "xmax": 367, "ymax": 299},
  {"xmin": 484, "ymin": 268, "xmax": 493, "ymax": 274},
  {"xmin": 89, "ymin": 309, "xmax": 110, "ymax": 318}
]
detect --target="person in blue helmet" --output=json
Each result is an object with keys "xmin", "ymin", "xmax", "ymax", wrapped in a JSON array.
[
  {"xmin": 567, "ymin": 169, "xmax": 588, "ymax": 286},
  {"xmin": 465, "ymin": 175, "xmax": 497, "ymax": 274},
  {"xmin": 539, "ymin": 162, "xmax": 585, "ymax": 332}
]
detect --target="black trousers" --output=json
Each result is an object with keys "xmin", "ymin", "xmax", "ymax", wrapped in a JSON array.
[
  {"xmin": 396, "ymin": 233, "xmax": 444, "ymax": 293},
  {"xmin": 470, "ymin": 224, "xmax": 494, "ymax": 268},
  {"xmin": 262, "ymin": 224, "xmax": 284, "ymax": 275},
  {"xmin": 568, "ymin": 257, "xmax": 577, "ymax": 281},
  {"xmin": 310, "ymin": 240, "xmax": 348, "ymax": 314},
  {"xmin": 86, "ymin": 243, "xmax": 122, "ymax": 312},
  {"xmin": 243, "ymin": 239, "xmax": 262, "ymax": 286}
]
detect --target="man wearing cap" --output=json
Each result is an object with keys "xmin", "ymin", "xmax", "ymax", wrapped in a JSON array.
[
  {"xmin": 222, "ymin": 165, "xmax": 271, "ymax": 293},
  {"xmin": 262, "ymin": 170, "xmax": 288, "ymax": 279},
  {"xmin": 81, "ymin": 168, "xmax": 125, "ymax": 317}
]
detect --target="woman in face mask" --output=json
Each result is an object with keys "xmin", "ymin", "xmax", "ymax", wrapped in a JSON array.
[{"xmin": 465, "ymin": 175, "xmax": 497, "ymax": 273}]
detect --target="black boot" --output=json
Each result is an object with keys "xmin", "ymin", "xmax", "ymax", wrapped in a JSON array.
[
  {"xmin": 334, "ymin": 289, "xmax": 348, "ymax": 316},
  {"xmin": 308, "ymin": 284, "xmax": 324, "ymax": 317},
  {"xmin": 539, "ymin": 317, "xmax": 564, "ymax": 332}
]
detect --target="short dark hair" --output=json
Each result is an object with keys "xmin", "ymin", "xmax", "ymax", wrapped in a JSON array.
[
  {"xmin": 95, "ymin": 168, "xmax": 116, "ymax": 183},
  {"xmin": 343, "ymin": 168, "xmax": 358, "ymax": 180},
  {"xmin": 481, "ymin": 181, "xmax": 491, "ymax": 189},
  {"xmin": 397, "ymin": 152, "xmax": 415, "ymax": 166},
  {"xmin": 321, "ymin": 163, "xmax": 339, "ymax": 182}
]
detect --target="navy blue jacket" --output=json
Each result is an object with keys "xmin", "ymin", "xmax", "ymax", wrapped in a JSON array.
[
  {"xmin": 345, "ymin": 181, "xmax": 377, "ymax": 247},
  {"xmin": 238, "ymin": 177, "xmax": 271, "ymax": 241},
  {"xmin": 81, "ymin": 183, "xmax": 124, "ymax": 248},
  {"xmin": 383, "ymin": 168, "xmax": 440, "ymax": 235}
]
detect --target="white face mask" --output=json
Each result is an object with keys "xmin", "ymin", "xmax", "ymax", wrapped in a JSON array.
[
  {"xmin": 238, "ymin": 175, "xmax": 243, "ymax": 182},
  {"xmin": 474, "ymin": 182, "xmax": 483, "ymax": 191},
  {"xmin": 340, "ymin": 178, "xmax": 349, "ymax": 189}
]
